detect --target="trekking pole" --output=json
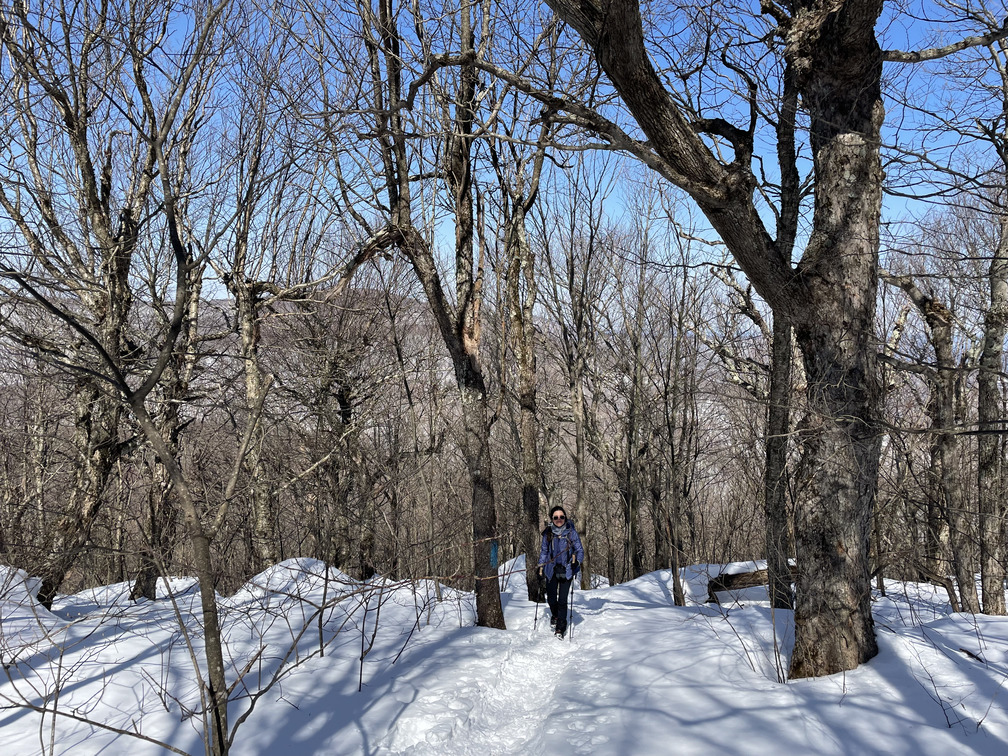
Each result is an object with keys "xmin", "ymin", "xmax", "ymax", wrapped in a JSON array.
[
  {"xmin": 568, "ymin": 575, "xmax": 576, "ymax": 642},
  {"xmin": 533, "ymin": 569, "xmax": 541, "ymax": 630}
]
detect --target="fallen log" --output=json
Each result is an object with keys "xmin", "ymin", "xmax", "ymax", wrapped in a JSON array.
[{"xmin": 706, "ymin": 564, "xmax": 798, "ymax": 604}]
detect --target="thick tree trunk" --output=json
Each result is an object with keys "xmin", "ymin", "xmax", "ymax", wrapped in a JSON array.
[
  {"xmin": 460, "ymin": 378, "xmax": 506, "ymax": 629},
  {"xmin": 789, "ymin": 115, "xmax": 883, "ymax": 680},
  {"xmin": 544, "ymin": 0, "xmax": 887, "ymax": 676},
  {"xmin": 781, "ymin": 1, "xmax": 887, "ymax": 679},
  {"xmin": 233, "ymin": 281, "xmax": 279, "ymax": 571},
  {"xmin": 505, "ymin": 202, "xmax": 547, "ymax": 603},
  {"xmin": 978, "ymin": 222, "xmax": 1008, "ymax": 615},
  {"xmin": 788, "ymin": 2, "xmax": 886, "ymax": 675},
  {"xmin": 37, "ymin": 381, "xmax": 121, "ymax": 607},
  {"xmin": 788, "ymin": 272, "xmax": 882, "ymax": 669},
  {"xmin": 789, "ymin": 344, "xmax": 880, "ymax": 678},
  {"xmin": 766, "ymin": 318, "xmax": 794, "ymax": 610}
]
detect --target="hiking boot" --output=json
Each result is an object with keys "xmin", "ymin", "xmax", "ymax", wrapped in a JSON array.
[
  {"xmin": 555, "ymin": 626, "xmax": 566, "ymax": 639},
  {"xmin": 549, "ymin": 615, "xmax": 557, "ymax": 628}
]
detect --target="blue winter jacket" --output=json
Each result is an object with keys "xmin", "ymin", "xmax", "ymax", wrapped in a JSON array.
[{"xmin": 538, "ymin": 522, "xmax": 584, "ymax": 581}]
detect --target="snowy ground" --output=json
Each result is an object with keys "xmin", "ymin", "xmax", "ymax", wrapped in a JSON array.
[{"xmin": 1, "ymin": 557, "xmax": 1006, "ymax": 755}]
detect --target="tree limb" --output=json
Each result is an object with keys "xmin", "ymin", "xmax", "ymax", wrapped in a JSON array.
[{"xmin": 883, "ymin": 18, "xmax": 1008, "ymax": 63}]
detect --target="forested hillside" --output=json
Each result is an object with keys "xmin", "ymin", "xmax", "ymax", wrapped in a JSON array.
[{"xmin": 2, "ymin": 2, "xmax": 1008, "ymax": 753}]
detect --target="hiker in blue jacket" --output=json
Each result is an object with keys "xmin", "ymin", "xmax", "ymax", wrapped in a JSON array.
[{"xmin": 537, "ymin": 505, "xmax": 584, "ymax": 638}]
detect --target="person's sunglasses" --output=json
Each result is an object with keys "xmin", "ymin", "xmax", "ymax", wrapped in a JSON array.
[{"xmin": 552, "ymin": 515, "xmax": 565, "ymax": 521}]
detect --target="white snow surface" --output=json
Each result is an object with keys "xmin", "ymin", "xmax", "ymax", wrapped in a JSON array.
[{"xmin": 1, "ymin": 556, "xmax": 1006, "ymax": 755}]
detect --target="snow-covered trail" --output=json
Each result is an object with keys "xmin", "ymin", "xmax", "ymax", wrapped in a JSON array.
[
  {"xmin": 376, "ymin": 590, "xmax": 580, "ymax": 756},
  {"xmin": 370, "ymin": 568, "xmax": 751, "ymax": 756},
  {"xmin": 368, "ymin": 569, "xmax": 811, "ymax": 756},
  {"xmin": 371, "ymin": 566, "xmax": 1008, "ymax": 756},
  {"xmin": 373, "ymin": 570, "xmax": 687, "ymax": 756}
]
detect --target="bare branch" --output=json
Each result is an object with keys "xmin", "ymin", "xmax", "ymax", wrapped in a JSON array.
[{"xmin": 883, "ymin": 18, "xmax": 1008, "ymax": 63}]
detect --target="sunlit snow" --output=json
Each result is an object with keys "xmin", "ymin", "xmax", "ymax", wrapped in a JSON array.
[{"xmin": 1, "ymin": 557, "xmax": 1005, "ymax": 755}]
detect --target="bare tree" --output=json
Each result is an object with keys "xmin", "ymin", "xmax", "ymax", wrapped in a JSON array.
[
  {"xmin": 0, "ymin": 2, "xmax": 238, "ymax": 751},
  {"xmin": 601, "ymin": 223, "xmax": 651, "ymax": 581},
  {"xmin": 129, "ymin": 243, "xmax": 205, "ymax": 602},
  {"xmin": 0, "ymin": 2, "xmax": 163, "ymax": 606},
  {"xmin": 303, "ymin": 0, "xmax": 506, "ymax": 626},
  {"xmin": 537, "ymin": 158, "xmax": 618, "ymax": 586},
  {"xmin": 491, "ymin": 118, "xmax": 552, "ymax": 601},
  {"xmin": 978, "ymin": 218, "xmax": 1008, "ymax": 615},
  {"xmin": 210, "ymin": 20, "xmax": 340, "ymax": 573},
  {"xmin": 638, "ymin": 201, "xmax": 712, "ymax": 606},
  {"xmin": 881, "ymin": 270, "xmax": 980, "ymax": 612},
  {"xmin": 708, "ymin": 262, "xmax": 799, "ymax": 610},
  {"xmin": 532, "ymin": 0, "xmax": 1006, "ymax": 676},
  {"xmin": 882, "ymin": 1, "xmax": 1008, "ymax": 615}
]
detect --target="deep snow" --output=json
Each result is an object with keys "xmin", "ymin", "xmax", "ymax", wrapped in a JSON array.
[{"xmin": 1, "ymin": 557, "xmax": 1006, "ymax": 755}]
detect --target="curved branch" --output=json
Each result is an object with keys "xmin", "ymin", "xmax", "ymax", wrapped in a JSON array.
[
  {"xmin": 883, "ymin": 18, "xmax": 1008, "ymax": 63},
  {"xmin": 545, "ymin": 0, "xmax": 797, "ymax": 316},
  {"xmin": 407, "ymin": 51, "xmax": 684, "ymax": 188},
  {"xmin": 0, "ymin": 265, "xmax": 130, "ymax": 393}
]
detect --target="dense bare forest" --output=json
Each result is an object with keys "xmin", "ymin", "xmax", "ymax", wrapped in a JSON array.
[{"xmin": 3, "ymin": 3, "xmax": 1008, "ymax": 746}]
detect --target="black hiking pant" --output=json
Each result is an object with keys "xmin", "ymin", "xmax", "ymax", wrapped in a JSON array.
[{"xmin": 546, "ymin": 575, "xmax": 572, "ymax": 633}]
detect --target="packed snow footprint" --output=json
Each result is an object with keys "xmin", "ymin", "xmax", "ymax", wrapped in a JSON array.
[{"xmin": 379, "ymin": 609, "xmax": 577, "ymax": 756}]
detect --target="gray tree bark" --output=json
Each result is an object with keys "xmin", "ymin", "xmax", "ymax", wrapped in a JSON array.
[
  {"xmin": 504, "ymin": 187, "xmax": 548, "ymax": 603},
  {"xmin": 765, "ymin": 318, "xmax": 794, "ymax": 611},
  {"xmin": 978, "ymin": 220, "xmax": 1008, "ymax": 615},
  {"xmin": 131, "ymin": 264, "xmax": 202, "ymax": 601},
  {"xmin": 882, "ymin": 274, "xmax": 979, "ymax": 612},
  {"xmin": 349, "ymin": 0, "xmax": 506, "ymax": 627},
  {"xmin": 228, "ymin": 253, "xmax": 279, "ymax": 571},
  {"xmin": 1, "ymin": 4, "xmax": 235, "ymax": 751},
  {"xmin": 544, "ymin": 0, "xmax": 885, "ymax": 676},
  {"xmin": 492, "ymin": 117, "xmax": 551, "ymax": 602},
  {"xmin": 0, "ymin": 3, "xmax": 162, "ymax": 607}
]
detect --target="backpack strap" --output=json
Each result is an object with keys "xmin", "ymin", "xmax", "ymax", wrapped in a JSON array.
[{"xmin": 542, "ymin": 527, "xmax": 554, "ymax": 562}]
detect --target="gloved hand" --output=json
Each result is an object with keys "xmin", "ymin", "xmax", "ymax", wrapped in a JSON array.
[
  {"xmin": 537, "ymin": 567, "xmax": 544, "ymax": 580},
  {"xmin": 571, "ymin": 558, "xmax": 580, "ymax": 574}
]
